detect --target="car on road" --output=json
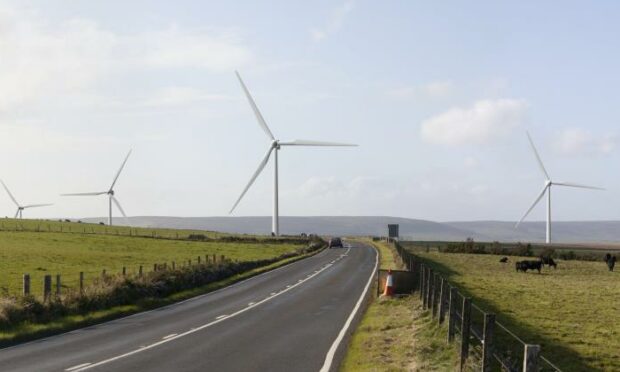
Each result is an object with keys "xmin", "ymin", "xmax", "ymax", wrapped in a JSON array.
[{"xmin": 328, "ymin": 237, "xmax": 343, "ymax": 248}]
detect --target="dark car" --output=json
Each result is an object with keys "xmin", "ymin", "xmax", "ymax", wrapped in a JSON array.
[{"xmin": 328, "ymin": 237, "xmax": 343, "ymax": 248}]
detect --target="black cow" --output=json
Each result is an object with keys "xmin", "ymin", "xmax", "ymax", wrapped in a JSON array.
[
  {"xmin": 516, "ymin": 260, "xmax": 542, "ymax": 273},
  {"xmin": 605, "ymin": 254, "xmax": 616, "ymax": 272},
  {"xmin": 499, "ymin": 257, "xmax": 508, "ymax": 263},
  {"xmin": 540, "ymin": 256, "xmax": 557, "ymax": 269}
]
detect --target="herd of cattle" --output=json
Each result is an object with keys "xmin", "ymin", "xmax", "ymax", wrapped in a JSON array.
[{"xmin": 499, "ymin": 253, "xmax": 617, "ymax": 273}]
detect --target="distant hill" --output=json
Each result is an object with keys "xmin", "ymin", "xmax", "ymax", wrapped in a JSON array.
[{"xmin": 79, "ymin": 216, "xmax": 620, "ymax": 243}]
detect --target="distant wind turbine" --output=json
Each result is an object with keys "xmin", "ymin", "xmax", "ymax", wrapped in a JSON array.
[
  {"xmin": 515, "ymin": 132, "xmax": 604, "ymax": 244},
  {"xmin": 230, "ymin": 71, "xmax": 357, "ymax": 236},
  {"xmin": 1, "ymin": 180, "xmax": 53, "ymax": 219},
  {"xmin": 62, "ymin": 150, "xmax": 132, "ymax": 226}
]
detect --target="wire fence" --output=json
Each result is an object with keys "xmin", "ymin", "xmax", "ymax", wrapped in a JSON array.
[{"xmin": 392, "ymin": 240, "xmax": 562, "ymax": 372}]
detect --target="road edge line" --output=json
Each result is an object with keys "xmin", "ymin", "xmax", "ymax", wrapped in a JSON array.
[{"xmin": 319, "ymin": 242, "xmax": 379, "ymax": 372}]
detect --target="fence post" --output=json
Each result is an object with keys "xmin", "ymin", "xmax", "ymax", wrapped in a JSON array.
[
  {"xmin": 23, "ymin": 274, "xmax": 30, "ymax": 296},
  {"xmin": 139, "ymin": 265, "xmax": 143, "ymax": 277},
  {"xmin": 482, "ymin": 313, "xmax": 495, "ymax": 372},
  {"xmin": 153, "ymin": 263, "xmax": 157, "ymax": 272},
  {"xmin": 425, "ymin": 268, "xmax": 433, "ymax": 310},
  {"xmin": 197, "ymin": 256, "xmax": 201, "ymax": 264},
  {"xmin": 102, "ymin": 269, "xmax": 106, "ymax": 277},
  {"xmin": 221, "ymin": 255, "xmax": 225, "ymax": 262},
  {"xmin": 56, "ymin": 274, "xmax": 61, "ymax": 296},
  {"xmin": 122, "ymin": 267, "xmax": 126, "ymax": 276},
  {"xmin": 448, "ymin": 287, "xmax": 457, "ymax": 342},
  {"xmin": 438, "ymin": 277, "xmax": 447, "ymax": 324},
  {"xmin": 213, "ymin": 254, "xmax": 216, "ymax": 263},
  {"xmin": 172, "ymin": 261, "xmax": 176, "ymax": 270},
  {"xmin": 420, "ymin": 264, "xmax": 425, "ymax": 301},
  {"xmin": 43, "ymin": 275, "xmax": 52, "ymax": 302},
  {"xmin": 79, "ymin": 272, "xmax": 84, "ymax": 294},
  {"xmin": 460, "ymin": 297, "xmax": 472, "ymax": 371},
  {"xmin": 432, "ymin": 273, "xmax": 440, "ymax": 318},
  {"xmin": 523, "ymin": 344, "xmax": 540, "ymax": 372}
]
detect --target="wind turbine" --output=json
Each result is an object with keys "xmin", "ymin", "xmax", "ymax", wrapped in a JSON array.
[
  {"xmin": 1, "ymin": 180, "xmax": 53, "ymax": 218},
  {"xmin": 515, "ymin": 132, "xmax": 603, "ymax": 244},
  {"xmin": 62, "ymin": 150, "xmax": 132, "ymax": 226},
  {"xmin": 229, "ymin": 71, "xmax": 357, "ymax": 236}
]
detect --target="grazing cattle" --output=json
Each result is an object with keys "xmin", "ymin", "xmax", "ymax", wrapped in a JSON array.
[
  {"xmin": 499, "ymin": 257, "xmax": 508, "ymax": 263},
  {"xmin": 605, "ymin": 254, "xmax": 616, "ymax": 272},
  {"xmin": 516, "ymin": 260, "xmax": 542, "ymax": 273},
  {"xmin": 540, "ymin": 256, "xmax": 557, "ymax": 269}
]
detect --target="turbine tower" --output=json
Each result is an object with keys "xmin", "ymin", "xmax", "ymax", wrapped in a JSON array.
[
  {"xmin": 515, "ymin": 132, "xmax": 603, "ymax": 244},
  {"xmin": 62, "ymin": 150, "xmax": 132, "ymax": 226},
  {"xmin": 230, "ymin": 71, "xmax": 357, "ymax": 236},
  {"xmin": 1, "ymin": 180, "xmax": 53, "ymax": 218}
]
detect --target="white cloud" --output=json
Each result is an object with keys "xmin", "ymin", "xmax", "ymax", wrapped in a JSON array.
[
  {"xmin": 555, "ymin": 128, "xmax": 617, "ymax": 155},
  {"xmin": 420, "ymin": 99, "xmax": 528, "ymax": 145},
  {"xmin": 0, "ymin": 5, "xmax": 253, "ymax": 112},
  {"xmin": 310, "ymin": 0, "xmax": 356, "ymax": 42}
]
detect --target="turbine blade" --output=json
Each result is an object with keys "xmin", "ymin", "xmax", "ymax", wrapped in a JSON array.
[
  {"xmin": 111, "ymin": 196, "xmax": 128, "ymax": 218},
  {"xmin": 1, "ymin": 180, "xmax": 20, "ymax": 207},
  {"xmin": 14, "ymin": 209, "xmax": 19, "ymax": 218},
  {"xmin": 235, "ymin": 71, "xmax": 275, "ymax": 141},
  {"xmin": 22, "ymin": 203, "xmax": 54, "ymax": 209},
  {"xmin": 526, "ymin": 131, "xmax": 550, "ymax": 180},
  {"xmin": 553, "ymin": 181, "xmax": 605, "ymax": 191},
  {"xmin": 61, "ymin": 191, "xmax": 108, "ymax": 196},
  {"xmin": 515, "ymin": 185, "xmax": 549, "ymax": 228},
  {"xmin": 229, "ymin": 146, "xmax": 274, "ymax": 214},
  {"xmin": 278, "ymin": 139, "xmax": 358, "ymax": 147},
  {"xmin": 109, "ymin": 149, "xmax": 132, "ymax": 191}
]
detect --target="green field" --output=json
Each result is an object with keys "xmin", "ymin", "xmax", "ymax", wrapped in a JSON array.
[
  {"xmin": 0, "ymin": 220, "xmax": 304, "ymax": 296},
  {"xmin": 403, "ymin": 243, "xmax": 620, "ymax": 371}
]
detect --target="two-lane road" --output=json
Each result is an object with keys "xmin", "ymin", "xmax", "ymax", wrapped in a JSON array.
[{"xmin": 0, "ymin": 241, "xmax": 377, "ymax": 372}]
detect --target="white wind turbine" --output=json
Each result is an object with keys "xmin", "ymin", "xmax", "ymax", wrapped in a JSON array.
[
  {"xmin": 62, "ymin": 150, "xmax": 132, "ymax": 226},
  {"xmin": 230, "ymin": 71, "xmax": 357, "ymax": 236},
  {"xmin": 1, "ymin": 180, "xmax": 53, "ymax": 218},
  {"xmin": 515, "ymin": 132, "xmax": 604, "ymax": 244}
]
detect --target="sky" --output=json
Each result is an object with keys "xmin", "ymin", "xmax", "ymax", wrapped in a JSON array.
[{"xmin": 0, "ymin": 0, "xmax": 619, "ymax": 222}]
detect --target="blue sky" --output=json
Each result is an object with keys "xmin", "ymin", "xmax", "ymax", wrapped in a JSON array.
[{"xmin": 0, "ymin": 1, "xmax": 618, "ymax": 221}]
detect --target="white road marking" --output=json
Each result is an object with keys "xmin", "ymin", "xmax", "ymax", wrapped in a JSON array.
[
  {"xmin": 270, "ymin": 292, "xmax": 277, "ymax": 295},
  {"xmin": 65, "ymin": 363, "xmax": 91, "ymax": 371},
  {"xmin": 320, "ymin": 245, "xmax": 378, "ymax": 372},
  {"xmin": 162, "ymin": 334, "xmax": 177, "ymax": 340},
  {"xmin": 70, "ymin": 251, "xmax": 344, "ymax": 372},
  {"xmin": 286, "ymin": 285, "xmax": 291, "ymax": 288},
  {"xmin": 215, "ymin": 315, "xmax": 227, "ymax": 320},
  {"xmin": 248, "ymin": 302, "xmax": 255, "ymax": 306}
]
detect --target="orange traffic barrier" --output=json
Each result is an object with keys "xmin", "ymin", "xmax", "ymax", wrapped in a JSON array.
[{"xmin": 383, "ymin": 269, "xmax": 394, "ymax": 297}]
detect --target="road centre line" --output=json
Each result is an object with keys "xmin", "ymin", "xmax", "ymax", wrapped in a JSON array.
[{"xmin": 69, "ymin": 249, "xmax": 349, "ymax": 372}]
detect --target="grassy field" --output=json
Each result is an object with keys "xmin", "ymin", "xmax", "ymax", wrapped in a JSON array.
[
  {"xmin": 341, "ymin": 240, "xmax": 458, "ymax": 371},
  {"xmin": 403, "ymin": 244, "xmax": 620, "ymax": 371},
  {"xmin": 0, "ymin": 220, "xmax": 304, "ymax": 296}
]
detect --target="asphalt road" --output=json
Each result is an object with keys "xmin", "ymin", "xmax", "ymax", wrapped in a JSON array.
[{"xmin": 0, "ymin": 240, "xmax": 377, "ymax": 372}]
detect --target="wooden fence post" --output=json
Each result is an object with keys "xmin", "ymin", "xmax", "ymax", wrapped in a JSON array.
[
  {"xmin": 482, "ymin": 313, "xmax": 495, "ymax": 372},
  {"xmin": 221, "ymin": 255, "xmax": 225, "ymax": 262},
  {"xmin": 122, "ymin": 267, "xmax": 126, "ymax": 276},
  {"xmin": 56, "ymin": 274, "xmax": 61, "ymax": 296},
  {"xmin": 425, "ymin": 268, "xmax": 433, "ymax": 310},
  {"xmin": 153, "ymin": 263, "xmax": 157, "ymax": 272},
  {"xmin": 23, "ymin": 274, "xmax": 30, "ymax": 296},
  {"xmin": 432, "ymin": 273, "xmax": 440, "ymax": 318},
  {"xmin": 460, "ymin": 297, "xmax": 472, "ymax": 371},
  {"xmin": 448, "ymin": 287, "xmax": 457, "ymax": 342},
  {"xmin": 438, "ymin": 278, "xmax": 447, "ymax": 324},
  {"xmin": 79, "ymin": 272, "xmax": 84, "ymax": 294},
  {"xmin": 213, "ymin": 254, "xmax": 216, "ymax": 263},
  {"xmin": 172, "ymin": 261, "xmax": 176, "ymax": 270},
  {"xmin": 197, "ymin": 256, "xmax": 201, "ymax": 264},
  {"xmin": 139, "ymin": 265, "xmax": 143, "ymax": 277},
  {"xmin": 43, "ymin": 275, "xmax": 52, "ymax": 302},
  {"xmin": 420, "ymin": 264, "xmax": 425, "ymax": 300},
  {"xmin": 102, "ymin": 269, "xmax": 106, "ymax": 277},
  {"xmin": 523, "ymin": 344, "xmax": 540, "ymax": 372}
]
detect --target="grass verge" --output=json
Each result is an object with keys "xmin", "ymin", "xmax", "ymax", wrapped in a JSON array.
[
  {"xmin": 0, "ymin": 247, "xmax": 323, "ymax": 347},
  {"xmin": 340, "ymin": 240, "xmax": 458, "ymax": 371}
]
